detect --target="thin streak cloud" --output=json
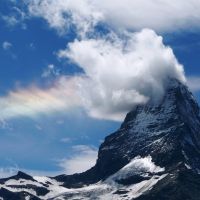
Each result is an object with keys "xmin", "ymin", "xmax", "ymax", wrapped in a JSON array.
[{"xmin": 0, "ymin": 77, "xmax": 81, "ymax": 120}]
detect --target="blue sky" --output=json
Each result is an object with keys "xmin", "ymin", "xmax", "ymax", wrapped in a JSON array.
[{"xmin": 0, "ymin": 0, "xmax": 200, "ymax": 177}]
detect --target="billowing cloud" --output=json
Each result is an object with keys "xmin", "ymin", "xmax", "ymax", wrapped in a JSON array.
[
  {"xmin": 0, "ymin": 29, "xmax": 185, "ymax": 121},
  {"xmin": 58, "ymin": 29, "xmax": 185, "ymax": 121},
  {"xmin": 26, "ymin": 0, "xmax": 200, "ymax": 34},
  {"xmin": 6, "ymin": 1, "xmax": 186, "ymax": 122},
  {"xmin": 0, "ymin": 77, "xmax": 81, "ymax": 121},
  {"xmin": 58, "ymin": 145, "xmax": 98, "ymax": 175}
]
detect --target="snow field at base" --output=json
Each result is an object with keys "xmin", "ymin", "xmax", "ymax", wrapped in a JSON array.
[
  {"xmin": 53, "ymin": 156, "xmax": 166, "ymax": 199},
  {"xmin": 0, "ymin": 156, "xmax": 166, "ymax": 199}
]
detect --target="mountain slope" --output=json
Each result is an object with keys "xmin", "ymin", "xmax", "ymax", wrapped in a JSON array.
[
  {"xmin": 97, "ymin": 78, "xmax": 200, "ymax": 175},
  {"xmin": 1, "ymin": 79, "xmax": 200, "ymax": 200}
]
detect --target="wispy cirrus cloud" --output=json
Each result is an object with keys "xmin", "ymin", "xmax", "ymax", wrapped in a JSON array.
[
  {"xmin": 26, "ymin": 0, "xmax": 200, "ymax": 34},
  {"xmin": 41, "ymin": 64, "xmax": 60, "ymax": 78},
  {"xmin": 2, "ymin": 5, "xmax": 27, "ymax": 29},
  {"xmin": 27, "ymin": 0, "xmax": 102, "ymax": 36}
]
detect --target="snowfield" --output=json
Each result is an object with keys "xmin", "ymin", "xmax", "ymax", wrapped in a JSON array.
[{"xmin": 0, "ymin": 156, "xmax": 166, "ymax": 200}]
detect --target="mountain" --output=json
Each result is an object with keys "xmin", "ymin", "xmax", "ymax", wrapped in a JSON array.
[{"xmin": 1, "ymin": 79, "xmax": 200, "ymax": 200}]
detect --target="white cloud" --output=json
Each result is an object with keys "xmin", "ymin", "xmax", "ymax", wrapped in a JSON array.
[
  {"xmin": 41, "ymin": 64, "xmax": 60, "ymax": 78},
  {"xmin": 187, "ymin": 76, "xmax": 200, "ymax": 92},
  {"xmin": 0, "ymin": 29, "xmax": 186, "ymax": 122},
  {"xmin": 14, "ymin": 1, "xmax": 188, "ymax": 122},
  {"xmin": 2, "ymin": 15, "xmax": 18, "ymax": 27},
  {"xmin": 58, "ymin": 29, "xmax": 185, "ymax": 121},
  {"xmin": 92, "ymin": 0, "xmax": 200, "ymax": 33},
  {"xmin": 26, "ymin": 0, "xmax": 200, "ymax": 34},
  {"xmin": 2, "ymin": 41, "xmax": 12, "ymax": 50},
  {"xmin": 27, "ymin": 0, "xmax": 103, "ymax": 36},
  {"xmin": 58, "ymin": 145, "xmax": 98, "ymax": 174},
  {"xmin": 2, "ymin": 7, "xmax": 27, "ymax": 29},
  {"xmin": 0, "ymin": 77, "xmax": 81, "ymax": 121},
  {"xmin": 0, "ymin": 30, "xmax": 186, "ymax": 122}
]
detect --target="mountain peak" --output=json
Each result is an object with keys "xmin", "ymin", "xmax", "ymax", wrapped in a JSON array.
[
  {"xmin": 123, "ymin": 78, "xmax": 198, "ymax": 126},
  {"xmin": 96, "ymin": 78, "xmax": 200, "ymax": 177},
  {"xmin": 16, "ymin": 171, "xmax": 33, "ymax": 180}
]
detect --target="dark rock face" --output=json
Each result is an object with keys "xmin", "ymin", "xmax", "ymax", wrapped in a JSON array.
[
  {"xmin": 1, "ymin": 79, "xmax": 200, "ymax": 199},
  {"xmin": 0, "ymin": 171, "xmax": 35, "ymax": 183},
  {"xmin": 136, "ymin": 167, "xmax": 200, "ymax": 200},
  {"xmin": 0, "ymin": 188, "xmax": 40, "ymax": 200}
]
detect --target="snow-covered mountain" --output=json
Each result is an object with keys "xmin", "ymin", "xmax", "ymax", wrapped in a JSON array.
[{"xmin": 1, "ymin": 79, "xmax": 200, "ymax": 200}]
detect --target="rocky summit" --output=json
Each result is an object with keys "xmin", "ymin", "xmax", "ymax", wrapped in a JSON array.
[{"xmin": 1, "ymin": 79, "xmax": 200, "ymax": 200}]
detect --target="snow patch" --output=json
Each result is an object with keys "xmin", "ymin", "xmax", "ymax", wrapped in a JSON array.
[
  {"xmin": 107, "ymin": 155, "xmax": 164, "ymax": 183},
  {"xmin": 33, "ymin": 176, "xmax": 62, "ymax": 186},
  {"xmin": 123, "ymin": 156, "xmax": 165, "ymax": 173}
]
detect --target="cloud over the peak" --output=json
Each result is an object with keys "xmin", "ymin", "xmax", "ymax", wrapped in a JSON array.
[
  {"xmin": 58, "ymin": 29, "xmax": 185, "ymax": 121},
  {"xmin": 0, "ymin": 29, "xmax": 185, "ymax": 122},
  {"xmin": 26, "ymin": 0, "xmax": 200, "ymax": 34}
]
